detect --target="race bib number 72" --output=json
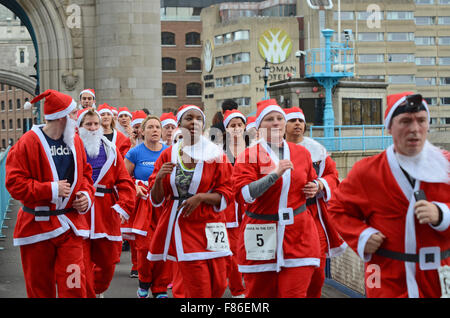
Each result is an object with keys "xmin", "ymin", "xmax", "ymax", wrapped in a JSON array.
[
  {"xmin": 205, "ymin": 223, "xmax": 230, "ymax": 252},
  {"xmin": 244, "ymin": 223, "xmax": 277, "ymax": 261}
]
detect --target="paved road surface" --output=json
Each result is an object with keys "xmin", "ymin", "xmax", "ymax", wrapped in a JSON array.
[{"xmin": 0, "ymin": 200, "xmax": 349, "ymax": 299}]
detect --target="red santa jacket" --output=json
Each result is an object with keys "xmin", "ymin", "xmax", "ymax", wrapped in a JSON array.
[
  {"xmin": 146, "ymin": 144, "xmax": 233, "ymax": 262},
  {"xmin": 5, "ymin": 125, "xmax": 95, "ymax": 246},
  {"xmin": 86, "ymin": 137, "xmax": 136, "ymax": 241},
  {"xmin": 112, "ymin": 129, "xmax": 131, "ymax": 159},
  {"xmin": 232, "ymin": 140, "xmax": 321, "ymax": 273},
  {"xmin": 328, "ymin": 145, "xmax": 450, "ymax": 298}
]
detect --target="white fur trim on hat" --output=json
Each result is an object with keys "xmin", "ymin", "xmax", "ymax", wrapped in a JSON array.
[
  {"xmin": 385, "ymin": 96, "xmax": 430, "ymax": 129},
  {"xmin": 246, "ymin": 122, "xmax": 256, "ymax": 130},
  {"xmin": 79, "ymin": 89, "xmax": 95, "ymax": 99},
  {"xmin": 131, "ymin": 118, "xmax": 145, "ymax": 127},
  {"xmin": 285, "ymin": 111, "xmax": 305, "ymax": 122},
  {"xmin": 255, "ymin": 105, "xmax": 286, "ymax": 129},
  {"xmin": 44, "ymin": 99, "xmax": 77, "ymax": 121},
  {"xmin": 98, "ymin": 107, "xmax": 113, "ymax": 116},
  {"xmin": 118, "ymin": 110, "xmax": 132, "ymax": 118},
  {"xmin": 177, "ymin": 106, "xmax": 206, "ymax": 123},
  {"xmin": 224, "ymin": 112, "xmax": 246, "ymax": 128},
  {"xmin": 161, "ymin": 119, "xmax": 177, "ymax": 128}
]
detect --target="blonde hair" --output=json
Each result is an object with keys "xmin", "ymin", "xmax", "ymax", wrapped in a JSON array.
[{"xmin": 141, "ymin": 115, "xmax": 162, "ymax": 141}]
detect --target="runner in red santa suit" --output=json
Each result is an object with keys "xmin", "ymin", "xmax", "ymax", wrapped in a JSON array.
[
  {"xmin": 160, "ymin": 112, "xmax": 177, "ymax": 146},
  {"xmin": 232, "ymin": 99, "xmax": 321, "ymax": 298},
  {"xmin": 328, "ymin": 92, "xmax": 450, "ymax": 298},
  {"xmin": 98, "ymin": 104, "xmax": 131, "ymax": 159},
  {"xmin": 222, "ymin": 109, "xmax": 248, "ymax": 298},
  {"xmin": 5, "ymin": 89, "xmax": 95, "ymax": 298},
  {"xmin": 77, "ymin": 108, "xmax": 136, "ymax": 298},
  {"xmin": 147, "ymin": 104, "xmax": 234, "ymax": 298},
  {"xmin": 284, "ymin": 107, "xmax": 347, "ymax": 298}
]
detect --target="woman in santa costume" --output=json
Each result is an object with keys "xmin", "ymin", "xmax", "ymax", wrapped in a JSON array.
[
  {"xmin": 284, "ymin": 107, "xmax": 347, "ymax": 298},
  {"xmin": 125, "ymin": 115, "xmax": 171, "ymax": 298},
  {"xmin": 130, "ymin": 110, "xmax": 147, "ymax": 148},
  {"xmin": 5, "ymin": 89, "xmax": 95, "ymax": 298},
  {"xmin": 79, "ymin": 88, "xmax": 96, "ymax": 109},
  {"xmin": 147, "ymin": 104, "xmax": 234, "ymax": 298},
  {"xmin": 160, "ymin": 112, "xmax": 177, "ymax": 146},
  {"xmin": 222, "ymin": 109, "xmax": 248, "ymax": 298},
  {"xmin": 328, "ymin": 92, "xmax": 450, "ymax": 298},
  {"xmin": 77, "ymin": 108, "xmax": 136, "ymax": 298},
  {"xmin": 98, "ymin": 104, "xmax": 131, "ymax": 158},
  {"xmin": 232, "ymin": 99, "xmax": 321, "ymax": 298},
  {"xmin": 117, "ymin": 106, "xmax": 134, "ymax": 138}
]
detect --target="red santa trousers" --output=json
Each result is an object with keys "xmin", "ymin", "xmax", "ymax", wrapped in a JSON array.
[
  {"xmin": 171, "ymin": 261, "xmax": 185, "ymax": 298},
  {"xmin": 136, "ymin": 234, "xmax": 171, "ymax": 294},
  {"xmin": 177, "ymin": 257, "xmax": 228, "ymax": 298},
  {"xmin": 243, "ymin": 266, "xmax": 315, "ymax": 298},
  {"xmin": 307, "ymin": 216, "xmax": 328, "ymax": 298},
  {"xmin": 19, "ymin": 230, "xmax": 87, "ymax": 298},
  {"xmin": 226, "ymin": 227, "xmax": 246, "ymax": 296}
]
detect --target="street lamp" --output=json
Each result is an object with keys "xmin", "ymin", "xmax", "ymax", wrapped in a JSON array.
[{"xmin": 262, "ymin": 59, "xmax": 270, "ymax": 100}]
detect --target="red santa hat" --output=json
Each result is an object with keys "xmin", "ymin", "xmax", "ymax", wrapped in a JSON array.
[
  {"xmin": 385, "ymin": 91, "xmax": 430, "ymax": 129},
  {"xmin": 79, "ymin": 88, "xmax": 96, "ymax": 99},
  {"xmin": 160, "ymin": 112, "xmax": 177, "ymax": 128},
  {"xmin": 176, "ymin": 104, "xmax": 205, "ymax": 123},
  {"xmin": 131, "ymin": 110, "xmax": 147, "ymax": 127},
  {"xmin": 223, "ymin": 109, "xmax": 246, "ymax": 128},
  {"xmin": 76, "ymin": 107, "xmax": 100, "ymax": 127},
  {"xmin": 246, "ymin": 116, "xmax": 256, "ymax": 130},
  {"xmin": 255, "ymin": 99, "xmax": 286, "ymax": 129},
  {"xmin": 30, "ymin": 89, "xmax": 77, "ymax": 121},
  {"xmin": 97, "ymin": 103, "xmax": 113, "ymax": 116},
  {"xmin": 284, "ymin": 107, "xmax": 306, "ymax": 122},
  {"xmin": 118, "ymin": 107, "xmax": 132, "ymax": 118},
  {"xmin": 110, "ymin": 106, "xmax": 118, "ymax": 115}
]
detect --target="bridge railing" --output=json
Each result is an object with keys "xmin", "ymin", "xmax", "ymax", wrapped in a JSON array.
[
  {"xmin": 0, "ymin": 146, "xmax": 11, "ymax": 250},
  {"xmin": 309, "ymin": 125, "xmax": 393, "ymax": 152}
]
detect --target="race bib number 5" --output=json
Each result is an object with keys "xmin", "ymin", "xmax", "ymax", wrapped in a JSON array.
[
  {"xmin": 244, "ymin": 223, "xmax": 277, "ymax": 261},
  {"xmin": 205, "ymin": 223, "xmax": 230, "ymax": 252}
]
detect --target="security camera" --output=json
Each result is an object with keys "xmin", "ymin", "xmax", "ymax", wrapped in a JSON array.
[
  {"xmin": 343, "ymin": 29, "xmax": 352, "ymax": 40},
  {"xmin": 295, "ymin": 50, "xmax": 306, "ymax": 58}
]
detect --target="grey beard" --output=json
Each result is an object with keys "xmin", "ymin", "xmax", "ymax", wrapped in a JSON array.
[{"xmin": 79, "ymin": 126, "xmax": 104, "ymax": 158}]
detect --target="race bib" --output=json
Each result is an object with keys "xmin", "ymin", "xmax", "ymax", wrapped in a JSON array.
[
  {"xmin": 205, "ymin": 223, "xmax": 230, "ymax": 252},
  {"xmin": 244, "ymin": 223, "xmax": 277, "ymax": 261},
  {"xmin": 438, "ymin": 266, "xmax": 450, "ymax": 298}
]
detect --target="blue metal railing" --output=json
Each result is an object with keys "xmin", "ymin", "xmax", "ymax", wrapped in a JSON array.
[
  {"xmin": 0, "ymin": 146, "xmax": 12, "ymax": 249},
  {"xmin": 310, "ymin": 125, "xmax": 393, "ymax": 152}
]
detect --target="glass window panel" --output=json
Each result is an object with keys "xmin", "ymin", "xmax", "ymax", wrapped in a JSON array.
[
  {"xmin": 162, "ymin": 83, "xmax": 176, "ymax": 96},
  {"xmin": 351, "ymin": 99, "xmax": 362, "ymax": 125},
  {"xmin": 186, "ymin": 83, "xmax": 202, "ymax": 96},
  {"xmin": 439, "ymin": 36, "xmax": 450, "ymax": 45},
  {"xmin": 161, "ymin": 32, "xmax": 175, "ymax": 45},
  {"xmin": 439, "ymin": 57, "xmax": 450, "ymax": 65},
  {"xmin": 162, "ymin": 57, "xmax": 176, "ymax": 71}
]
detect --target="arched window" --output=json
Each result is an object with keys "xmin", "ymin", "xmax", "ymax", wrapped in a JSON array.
[
  {"xmin": 186, "ymin": 83, "xmax": 202, "ymax": 96},
  {"xmin": 162, "ymin": 57, "xmax": 176, "ymax": 71},
  {"xmin": 162, "ymin": 32, "xmax": 175, "ymax": 45},
  {"xmin": 185, "ymin": 32, "xmax": 200, "ymax": 45},
  {"xmin": 186, "ymin": 57, "xmax": 201, "ymax": 71},
  {"xmin": 163, "ymin": 83, "xmax": 177, "ymax": 96}
]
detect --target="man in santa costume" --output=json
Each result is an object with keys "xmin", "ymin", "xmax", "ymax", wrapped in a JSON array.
[
  {"xmin": 5, "ymin": 89, "xmax": 95, "ymax": 298},
  {"xmin": 79, "ymin": 88, "xmax": 96, "ymax": 109},
  {"xmin": 328, "ymin": 91, "xmax": 450, "ymax": 298},
  {"xmin": 77, "ymin": 108, "xmax": 136, "ymax": 297},
  {"xmin": 284, "ymin": 107, "xmax": 347, "ymax": 298},
  {"xmin": 160, "ymin": 112, "xmax": 177, "ymax": 146}
]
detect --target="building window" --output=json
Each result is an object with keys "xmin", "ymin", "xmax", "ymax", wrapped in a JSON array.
[
  {"xmin": 387, "ymin": 32, "xmax": 414, "ymax": 41},
  {"xmin": 162, "ymin": 83, "xmax": 177, "ymax": 96},
  {"xmin": 388, "ymin": 75, "xmax": 415, "ymax": 84},
  {"xmin": 416, "ymin": 0, "xmax": 434, "ymax": 4},
  {"xmin": 8, "ymin": 99, "xmax": 12, "ymax": 111},
  {"xmin": 439, "ymin": 57, "xmax": 450, "ymax": 65},
  {"xmin": 214, "ymin": 35, "xmax": 223, "ymax": 46},
  {"xmin": 186, "ymin": 83, "xmax": 202, "ymax": 96},
  {"xmin": 233, "ymin": 30, "xmax": 249, "ymax": 41},
  {"xmin": 9, "ymin": 119, "xmax": 13, "ymax": 130},
  {"xmin": 388, "ymin": 54, "xmax": 414, "ymax": 63},
  {"xmin": 441, "ymin": 97, "xmax": 450, "ymax": 105},
  {"xmin": 185, "ymin": 32, "xmax": 200, "ymax": 46},
  {"xmin": 415, "ymin": 16, "xmax": 435, "ymax": 25},
  {"xmin": 1, "ymin": 139, "xmax": 5, "ymax": 148},
  {"xmin": 215, "ymin": 78, "xmax": 223, "ymax": 88},
  {"xmin": 439, "ymin": 0, "xmax": 450, "ymax": 4},
  {"xmin": 416, "ymin": 77, "xmax": 436, "ymax": 85},
  {"xmin": 358, "ymin": 54, "xmax": 384, "ymax": 63},
  {"xmin": 16, "ymin": 118, "xmax": 21, "ymax": 129},
  {"xmin": 1, "ymin": 101, "xmax": 4, "ymax": 111},
  {"xmin": 232, "ymin": 52, "xmax": 250, "ymax": 63},
  {"xmin": 439, "ymin": 36, "xmax": 450, "ymax": 45},
  {"xmin": 162, "ymin": 57, "xmax": 176, "ymax": 71},
  {"xmin": 424, "ymin": 97, "xmax": 438, "ymax": 105},
  {"xmin": 186, "ymin": 57, "xmax": 201, "ymax": 71},
  {"xmin": 161, "ymin": 32, "xmax": 175, "ymax": 45},
  {"xmin": 16, "ymin": 98, "xmax": 21, "ymax": 109},
  {"xmin": 342, "ymin": 98, "xmax": 382, "ymax": 125},
  {"xmin": 415, "ymin": 57, "xmax": 436, "ymax": 65},
  {"xmin": 358, "ymin": 11, "xmax": 383, "ymax": 21},
  {"xmin": 438, "ymin": 16, "xmax": 450, "ymax": 24},
  {"xmin": 415, "ymin": 36, "xmax": 435, "ymax": 45},
  {"xmin": 215, "ymin": 56, "xmax": 223, "ymax": 66},
  {"xmin": 358, "ymin": 32, "xmax": 384, "ymax": 41},
  {"xmin": 386, "ymin": 11, "xmax": 414, "ymax": 20},
  {"xmin": 333, "ymin": 11, "xmax": 354, "ymax": 20},
  {"xmin": 1, "ymin": 120, "xmax": 5, "ymax": 130},
  {"xmin": 440, "ymin": 77, "xmax": 450, "ymax": 84},
  {"xmin": 223, "ymin": 55, "xmax": 232, "ymax": 65}
]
